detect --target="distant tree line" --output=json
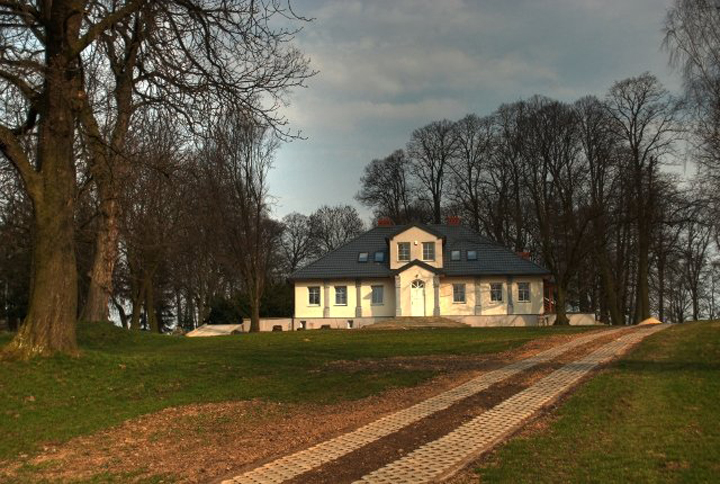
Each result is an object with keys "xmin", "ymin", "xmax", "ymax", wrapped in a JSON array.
[{"xmin": 356, "ymin": 71, "xmax": 718, "ymax": 325}]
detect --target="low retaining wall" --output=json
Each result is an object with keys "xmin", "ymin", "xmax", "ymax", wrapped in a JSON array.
[
  {"xmin": 239, "ymin": 318, "xmax": 294, "ymax": 332},
  {"xmin": 544, "ymin": 313, "xmax": 600, "ymax": 326}
]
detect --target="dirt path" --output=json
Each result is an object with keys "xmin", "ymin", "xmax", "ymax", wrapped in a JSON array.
[{"xmin": 0, "ymin": 328, "xmax": 615, "ymax": 484}]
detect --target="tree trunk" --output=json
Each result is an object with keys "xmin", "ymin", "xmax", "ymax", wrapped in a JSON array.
[
  {"xmin": 635, "ymin": 229, "xmax": 651, "ymax": 323},
  {"xmin": 553, "ymin": 285, "xmax": 570, "ymax": 325},
  {"xmin": 3, "ymin": 5, "xmax": 83, "ymax": 358},
  {"xmin": 598, "ymin": 253, "xmax": 624, "ymax": 325},
  {"xmin": 81, "ymin": 197, "xmax": 120, "ymax": 322},
  {"xmin": 130, "ymin": 278, "xmax": 147, "ymax": 331},
  {"xmin": 145, "ymin": 281, "xmax": 159, "ymax": 333},
  {"xmin": 4, "ymin": 187, "xmax": 79, "ymax": 358},
  {"xmin": 249, "ymin": 284, "xmax": 261, "ymax": 332}
]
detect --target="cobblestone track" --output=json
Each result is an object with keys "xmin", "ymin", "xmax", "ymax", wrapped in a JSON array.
[
  {"xmin": 353, "ymin": 324, "xmax": 668, "ymax": 484},
  {"xmin": 221, "ymin": 328, "xmax": 627, "ymax": 484}
]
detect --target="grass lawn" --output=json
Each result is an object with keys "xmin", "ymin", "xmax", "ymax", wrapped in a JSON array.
[
  {"xmin": 0, "ymin": 322, "xmax": 584, "ymax": 461},
  {"xmin": 474, "ymin": 321, "xmax": 720, "ymax": 483}
]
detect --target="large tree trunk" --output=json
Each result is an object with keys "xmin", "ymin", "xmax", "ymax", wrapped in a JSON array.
[
  {"xmin": 5, "ymin": 194, "xmax": 79, "ymax": 358},
  {"xmin": 3, "ymin": 4, "xmax": 83, "ymax": 358},
  {"xmin": 81, "ymin": 197, "xmax": 120, "ymax": 322},
  {"xmin": 553, "ymin": 285, "xmax": 570, "ymax": 326}
]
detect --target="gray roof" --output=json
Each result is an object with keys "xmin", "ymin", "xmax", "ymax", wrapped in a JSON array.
[{"xmin": 289, "ymin": 224, "xmax": 550, "ymax": 281}]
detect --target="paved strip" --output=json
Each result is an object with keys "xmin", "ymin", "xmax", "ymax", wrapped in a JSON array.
[
  {"xmin": 353, "ymin": 324, "xmax": 668, "ymax": 484},
  {"xmin": 222, "ymin": 328, "xmax": 626, "ymax": 484}
]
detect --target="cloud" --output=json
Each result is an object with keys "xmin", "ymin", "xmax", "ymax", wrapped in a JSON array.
[{"xmin": 271, "ymin": 0, "xmax": 680, "ymax": 219}]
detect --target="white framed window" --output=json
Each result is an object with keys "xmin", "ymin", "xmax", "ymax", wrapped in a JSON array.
[
  {"xmin": 490, "ymin": 283, "xmax": 503, "ymax": 302},
  {"xmin": 358, "ymin": 252, "xmax": 369, "ymax": 262},
  {"xmin": 335, "ymin": 286, "xmax": 347, "ymax": 305},
  {"xmin": 398, "ymin": 242, "xmax": 410, "ymax": 261},
  {"xmin": 371, "ymin": 285, "xmax": 384, "ymax": 304},
  {"xmin": 308, "ymin": 286, "xmax": 320, "ymax": 306},
  {"xmin": 422, "ymin": 242, "xmax": 435, "ymax": 261},
  {"xmin": 451, "ymin": 250, "xmax": 461, "ymax": 261},
  {"xmin": 467, "ymin": 250, "xmax": 477, "ymax": 261},
  {"xmin": 518, "ymin": 282, "xmax": 531, "ymax": 302},
  {"xmin": 453, "ymin": 283, "xmax": 466, "ymax": 303},
  {"xmin": 374, "ymin": 251, "xmax": 385, "ymax": 262}
]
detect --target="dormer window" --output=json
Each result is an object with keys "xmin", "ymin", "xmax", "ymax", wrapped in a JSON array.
[
  {"xmin": 451, "ymin": 250, "xmax": 461, "ymax": 261},
  {"xmin": 397, "ymin": 242, "xmax": 410, "ymax": 261},
  {"xmin": 467, "ymin": 250, "xmax": 477, "ymax": 261},
  {"xmin": 358, "ymin": 252, "xmax": 369, "ymax": 262},
  {"xmin": 422, "ymin": 242, "xmax": 435, "ymax": 261},
  {"xmin": 374, "ymin": 251, "xmax": 385, "ymax": 262}
]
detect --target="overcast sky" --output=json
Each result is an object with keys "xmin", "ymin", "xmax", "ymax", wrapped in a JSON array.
[{"xmin": 268, "ymin": 0, "xmax": 681, "ymax": 220}]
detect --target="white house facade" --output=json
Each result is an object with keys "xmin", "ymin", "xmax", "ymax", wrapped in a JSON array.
[{"xmin": 290, "ymin": 220, "xmax": 551, "ymax": 329}]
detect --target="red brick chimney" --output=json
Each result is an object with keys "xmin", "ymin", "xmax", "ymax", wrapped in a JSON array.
[
  {"xmin": 446, "ymin": 215, "xmax": 461, "ymax": 226},
  {"xmin": 517, "ymin": 251, "xmax": 531, "ymax": 260},
  {"xmin": 377, "ymin": 217, "xmax": 394, "ymax": 227}
]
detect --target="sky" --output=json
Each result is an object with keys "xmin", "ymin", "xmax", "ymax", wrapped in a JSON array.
[{"xmin": 268, "ymin": 0, "xmax": 682, "ymax": 221}]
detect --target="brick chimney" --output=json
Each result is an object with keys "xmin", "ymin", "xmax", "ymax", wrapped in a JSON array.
[
  {"xmin": 517, "ymin": 251, "xmax": 531, "ymax": 260},
  {"xmin": 377, "ymin": 217, "xmax": 394, "ymax": 227},
  {"xmin": 446, "ymin": 215, "xmax": 461, "ymax": 226}
]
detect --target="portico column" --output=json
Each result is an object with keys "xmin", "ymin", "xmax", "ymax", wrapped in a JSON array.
[
  {"xmin": 507, "ymin": 276, "xmax": 514, "ymax": 315},
  {"xmin": 474, "ymin": 277, "xmax": 482, "ymax": 315},
  {"xmin": 355, "ymin": 279, "xmax": 362, "ymax": 317},
  {"xmin": 395, "ymin": 275, "xmax": 402, "ymax": 317},
  {"xmin": 433, "ymin": 276, "xmax": 440, "ymax": 316},
  {"xmin": 323, "ymin": 281, "xmax": 330, "ymax": 318}
]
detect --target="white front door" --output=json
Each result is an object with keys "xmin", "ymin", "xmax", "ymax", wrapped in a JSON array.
[{"xmin": 410, "ymin": 280, "xmax": 425, "ymax": 317}]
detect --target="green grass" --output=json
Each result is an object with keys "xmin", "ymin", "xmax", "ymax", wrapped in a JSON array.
[
  {"xmin": 475, "ymin": 321, "xmax": 720, "ymax": 483},
  {"xmin": 0, "ymin": 322, "xmax": 584, "ymax": 461}
]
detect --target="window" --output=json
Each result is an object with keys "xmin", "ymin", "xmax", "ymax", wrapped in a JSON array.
[
  {"xmin": 358, "ymin": 252, "xmax": 369, "ymax": 262},
  {"xmin": 371, "ymin": 285, "xmax": 384, "ymax": 304},
  {"xmin": 335, "ymin": 286, "xmax": 347, "ymax": 305},
  {"xmin": 374, "ymin": 251, "xmax": 385, "ymax": 262},
  {"xmin": 518, "ymin": 282, "xmax": 531, "ymax": 302},
  {"xmin": 453, "ymin": 283, "xmax": 466, "ymax": 303},
  {"xmin": 451, "ymin": 250, "xmax": 461, "ymax": 261},
  {"xmin": 308, "ymin": 287, "xmax": 320, "ymax": 306},
  {"xmin": 422, "ymin": 242, "xmax": 435, "ymax": 261},
  {"xmin": 467, "ymin": 250, "xmax": 477, "ymax": 261},
  {"xmin": 397, "ymin": 242, "xmax": 411, "ymax": 261},
  {"xmin": 490, "ymin": 283, "xmax": 503, "ymax": 302}
]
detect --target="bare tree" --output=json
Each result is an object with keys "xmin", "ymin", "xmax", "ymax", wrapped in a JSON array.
[
  {"xmin": 406, "ymin": 120, "xmax": 459, "ymax": 224},
  {"xmin": 309, "ymin": 205, "xmax": 365, "ymax": 255},
  {"xmin": 356, "ymin": 150, "xmax": 416, "ymax": 224},
  {"xmin": 665, "ymin": 0, "xmax": 720, "ymax": 170},
  {"xmin": 0, "ymin": 1, "xmax": 312, "ymax": 357},
  {"xmin": 519, "ymin": 97, "xmax": 592, "ymax": 325},
  {"xmin": 605, "ymin": 73, "xmax": 681, "ymax": 323},
  {"xmin": 202, "ymin": 110, "xmax": 282, "ymax": 332},
  {"xmin": 447, "ymin": 114, "xmax": 494, "ymax": 234},
  {"xmin": 280, "ymin": 213, "xmax": 316, "ymax": 275}
]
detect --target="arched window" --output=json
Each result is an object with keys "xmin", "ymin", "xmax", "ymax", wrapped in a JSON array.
[{"xmin": 411, "ymin": 280, "xmax": 425, "ymax": 289}]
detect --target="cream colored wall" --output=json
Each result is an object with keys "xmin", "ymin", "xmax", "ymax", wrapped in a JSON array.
[
  {"xmin": 510, "ymin": 277, "xmax": 544, "ymax": 315},
  {"xmin": 294, "ymin": 281, "xmax": 324, "ymax": 318},
  {"xmin": 295, "ymin": 276, "xmax": 545, "ymax": 319},
  {"xmin": 329, "ymin": 281, "xmax": 356, "ymax": 318},
  {"xmin": 439, "ymin": 277, "xmax": 477, "ymax": 316},
  {"xmin": 389, "ymin": 227, "xmax": 443, "ymax": 270},
  {"xmin": 478, "ymin": 277, "xmax": 509, "ymax": 315},
  {"xmin": 358, "ymin": 278, "xmax": 396, "ymax": 318}
]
